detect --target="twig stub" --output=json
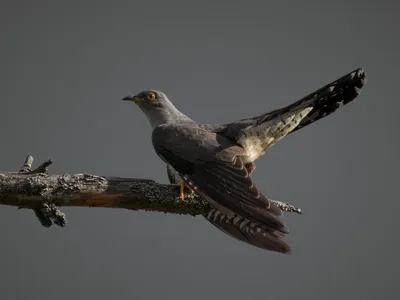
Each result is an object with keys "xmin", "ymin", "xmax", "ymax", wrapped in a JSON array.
[
  {"xmin": 19, "ymin": 155, "xmax": 34, "ymax": 173},
  {"xmin": 29, "ymin": 159, "xmax": 53, "ymax": 174}
]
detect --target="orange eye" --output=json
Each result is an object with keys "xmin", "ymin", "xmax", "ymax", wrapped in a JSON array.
[{"xmin": 146, "ymin": 92, "xmax": 156, "ymax": 101}]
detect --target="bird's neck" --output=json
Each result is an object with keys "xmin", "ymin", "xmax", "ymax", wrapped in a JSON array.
[{"xmin": 146, "ymin": 105, "xmax": 194, "ymax": 129}]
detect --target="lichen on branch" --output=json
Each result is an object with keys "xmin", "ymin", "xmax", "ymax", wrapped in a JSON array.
[{"xmin": 0, "ymin": 155, "xmax": 302, "ymax": 227}]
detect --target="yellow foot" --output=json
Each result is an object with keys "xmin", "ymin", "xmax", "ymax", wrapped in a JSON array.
[{"xmin": 180, "ymin": 181, "xmax": 195, "ymax": 200}]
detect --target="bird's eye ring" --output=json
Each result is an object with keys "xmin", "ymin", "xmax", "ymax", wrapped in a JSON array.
[{"xmin": 146, "ymin": 92, "xmax": 156, "ymax": 101}]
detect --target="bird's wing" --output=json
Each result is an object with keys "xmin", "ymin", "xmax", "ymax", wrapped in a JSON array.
[
  {"xmin": 205, "ymin": 208, "xmax": 290, "ymax": 253},
  {"xmin": 152, "ymin": 124, "xmax": 288, "ymax": 234},
  {"xmin": 219, "ymin": 68, "xmax": 366, "ymax": 155},
  {"xmin": 166, "ymin": 164, "xmax": 290, "ymax": 253}
]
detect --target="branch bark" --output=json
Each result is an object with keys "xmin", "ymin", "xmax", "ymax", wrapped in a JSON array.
[{"xmin": 0, "ymin": 155, "xmax": 302, "ymax": 227}]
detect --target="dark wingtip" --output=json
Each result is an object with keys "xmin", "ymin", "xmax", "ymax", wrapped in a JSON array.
[{"xmin": 280, "ymin": 246, "xmax": 292, "ymax": 255}]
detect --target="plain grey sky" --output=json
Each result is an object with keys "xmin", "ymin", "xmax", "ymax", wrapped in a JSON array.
[{"xmin": 0, "ymin": 0, "xmax": 399, "ymax": 299}]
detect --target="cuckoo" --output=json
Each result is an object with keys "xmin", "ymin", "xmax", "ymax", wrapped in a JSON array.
[{"xmin": 122, "ymin": 68, "xmax": 366, "ymax": 254}]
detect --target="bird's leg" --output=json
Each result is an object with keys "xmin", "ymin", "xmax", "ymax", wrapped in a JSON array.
[{"xmin": 180, "ymin": 181, "xmax": 195, "ymax": 200}]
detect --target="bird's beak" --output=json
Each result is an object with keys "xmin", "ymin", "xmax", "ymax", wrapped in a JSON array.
[{"xmin": 122, "ymin": 95, "xmax": 144, "ymax": 102}]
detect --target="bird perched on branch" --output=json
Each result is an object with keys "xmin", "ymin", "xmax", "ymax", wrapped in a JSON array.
[{"xmin": 123, "ymin": 68, "xmax": 366, "ymax": 254}]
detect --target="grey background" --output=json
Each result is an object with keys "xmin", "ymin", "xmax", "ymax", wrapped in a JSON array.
[{"xmin": 0, "ymin": 0, "xmax": 398, "ymax": 299}]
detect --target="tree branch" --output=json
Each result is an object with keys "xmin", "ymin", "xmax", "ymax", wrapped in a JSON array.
[{"xmin": 0, "ymin": 155, "xmax": 302, "ymax": 227}]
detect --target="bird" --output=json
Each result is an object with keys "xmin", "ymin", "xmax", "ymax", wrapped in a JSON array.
[{"xmin": 122, "ymin": 68, "xmax": 367, "ymax": 254}]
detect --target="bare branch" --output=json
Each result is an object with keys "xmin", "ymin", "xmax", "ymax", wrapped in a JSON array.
[{"xmin": 0, "ymin": 155, "xmax": 302, "ymax": 227}]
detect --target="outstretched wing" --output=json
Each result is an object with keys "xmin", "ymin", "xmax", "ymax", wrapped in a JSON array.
[
  {"xmin": 166, "ymin": 164, "xmax": 290, "ymax": 253},
  {"xmin": 219, "ymin": 68, "xmax": 367, "ymax": 158},
  {"xmin": 152, "ymin": 124, "xmax": 288, "ymax": 234}
]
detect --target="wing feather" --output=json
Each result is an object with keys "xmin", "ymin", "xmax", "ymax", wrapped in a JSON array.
[
  {"xmin": 152, "ymin": 124, "xmax": 287, "ymax": 233},
  {"xmin": 205, "ymin": 208, "xmax": 291, "ymax": 253},
  {"xmin": 166, "ymin": 164, "xmax": 290, "ymax": 254}
]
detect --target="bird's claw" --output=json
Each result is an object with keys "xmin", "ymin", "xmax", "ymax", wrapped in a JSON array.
[{"xmin": 180, "ymin": 181, "xmax": 195, "ymax": 200}]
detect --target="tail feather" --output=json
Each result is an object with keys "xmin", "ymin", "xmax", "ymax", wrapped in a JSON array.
[
  {"xmin": 234, "ymin": 67, "xmax": 367, "ymax": 159},
  {"xmin": 261, "ymin": 67, "xmax": 367, "ymax": 134}
]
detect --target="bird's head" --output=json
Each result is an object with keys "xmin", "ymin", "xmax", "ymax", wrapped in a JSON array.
[
  {"xmin": 122, "ymin": 90, "xmax": 169, "ymax": 108},
  {"xmin": 122, "ymin": 90, "xmax": 188, "ymax": 128}
]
